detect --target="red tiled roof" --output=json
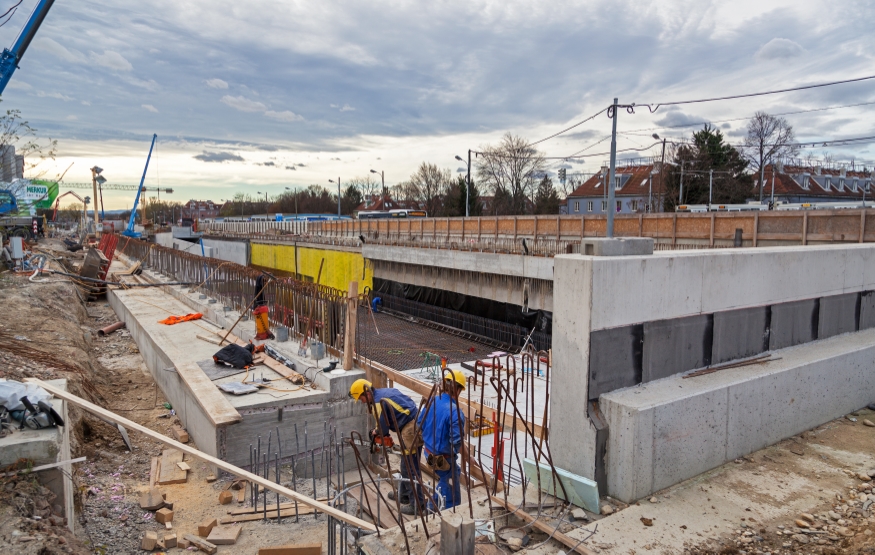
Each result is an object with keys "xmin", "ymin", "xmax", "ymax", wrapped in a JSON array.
[
  {"xmin": 759, "ymin": 165, "xmax": 872, "ymax": 199},
  {"xmin": 567, "ymin": 164, "xmax": 665, "ymax": 198}
]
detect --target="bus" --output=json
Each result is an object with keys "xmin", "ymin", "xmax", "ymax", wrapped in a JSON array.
[{"xmin": 358, "ymin": 209, "xmax": 428, "ymax": 219}]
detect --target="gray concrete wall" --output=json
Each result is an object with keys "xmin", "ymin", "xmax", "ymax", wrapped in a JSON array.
[
  {"xmin": 153, "ymin": 233, "xmax": 249, "ymax": 266},
  {"xmin": 601, "ymin": 328, "xmax": 875, "ymax": 501},
  {"xmin": 365, "ymin": 245, "xmax": 554, "ymax": 311},
  {"xmin": 551, "ymin": 243, "xmax": 875, "ymax": 501}
]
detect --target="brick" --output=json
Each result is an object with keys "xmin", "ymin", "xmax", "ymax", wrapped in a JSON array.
[
  {"xmin": 155, "ymin": 508, "xmax": 173, "ymax": 524},
  {"xmin": 197, "ymin": 517, "xmax": 217, "ymax": 537},
  {"xmin": 218, "ymin": 490, "xmax": 233, "ymax": 505},
  {"xmin": 141, "ymin": 530, "xmax": 158, "ymax": 551}
]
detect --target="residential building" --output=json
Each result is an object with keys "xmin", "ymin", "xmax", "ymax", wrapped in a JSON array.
[
  {"xmin": 757, "ymin": 161, "xmax": 873, "ymax": 204},
  {"xmin": 181, "ymin": 199, "xmax": 223, "ymax": 220},
  {"xmin": 565, "ymin": 161, "xmax": 665, "ymax": 215}
]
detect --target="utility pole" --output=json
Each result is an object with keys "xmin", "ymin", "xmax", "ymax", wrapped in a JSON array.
[
  {"xmin": 607, "ymin": 98, "xmax": 619, "ymax": 237},
  {"xmin": 679, "ymin": 161, "xmax": 685, "ymax": 206},
  {"xmin": 770, "ymin": 169, "xmax": 776, "ymax": 207},
  {"xmin": 466, "ymin": 149, "xmax": 471, "ymax": 217},
  {"xmin": 659, "ymin": 137, "xmax": 666, "ymax": 212},
  {"xmin": 708, "ymin": 169, "xmax": 713, "ymax": 210},
  {"xmin": 337, "ymin": 177, "xmax": 341, "ymax": 217}
]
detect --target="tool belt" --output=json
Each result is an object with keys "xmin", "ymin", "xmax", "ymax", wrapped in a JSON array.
[
  {"xmin": 425, "ymin": 452, "xmax": 451, "ymax": 472},
  {"xmin": 399, "ymin": 420, "xmax": 423, "ymax": 456}
]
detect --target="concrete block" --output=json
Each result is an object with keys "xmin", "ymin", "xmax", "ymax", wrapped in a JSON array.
[
  {"xmin": 580, "ymin": 237, "xmax": 654, "ymax": 256},
  {"xmin": 818, "ymin": 292, "xmax": 860, "ymax": 339},
  {"xmin": 712, "ymin": 306, "xmax": 769, "ymax": 364},
  {"xmin": 860, "ymin": 291, "xmax": 875, "ymax": 330},
  {"xmin": 769, "ymin": 298, "xmax": 819, "ymax": 350},
  {"xmin": 588, "ymin": 324, "xmax": 643, "ymax": 399},
  {"xmin": 642, "ymin": 314, "xmax": 712, "ymax": 382}
]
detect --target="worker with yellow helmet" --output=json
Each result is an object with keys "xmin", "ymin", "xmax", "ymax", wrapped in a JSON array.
[
  {"xmin": 417, "ymin": 368, "xmax": 467, "ymax": 510},
  {"xmin": 349, "ymin": 378, "xmax": 423, "ymax": 514}
]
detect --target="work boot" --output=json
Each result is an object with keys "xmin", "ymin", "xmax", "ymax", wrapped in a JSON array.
[
  {"xmin": 387, "ymin": 490, "xmax": 408, "ymax": 504},
  {"xmin": 400, "ymin": 503, "xmax": 417, "ymax": 516}
]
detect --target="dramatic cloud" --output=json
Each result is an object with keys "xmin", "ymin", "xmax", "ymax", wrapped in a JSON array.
[
  {"xmin": 756, "ymin": 38, "xmax": 806, "ymax": 60},
  {"xmin": 142, "ymin": 104, "xmax": 159, "ymax": 113},
  {"xmin": 265, "ymin": 110, "xmax": 303, "ymax": 122},
  {"xmin": 91, "ymin": 50, "xmax": 133, "ymax": 72},
  {"xmin": 656, "ymin": 109, "xmax": 708, "ymax": 129},
  {"xmin": 221, "ymin": 95, "xmax": 267, "ymax": 113},
  {"xmin": 194, "ymin": 151, "xmax": 245, "ymax": 163},
  {"xmin": 206, "ymin": 78, "xmax": 229, "ymax": 89}
]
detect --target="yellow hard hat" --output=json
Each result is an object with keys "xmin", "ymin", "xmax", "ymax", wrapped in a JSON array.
[
  {"xmin": 349, "ymin": 379, "xmax": 372, "ymax": 401},
  {"xmin": 443, "ymin": 369, "xmax": 466, "ymax": 390}
]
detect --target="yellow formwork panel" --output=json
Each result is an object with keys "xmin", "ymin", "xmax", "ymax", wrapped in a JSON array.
[{"xmin": 250, "ymin": 242, "xmax": 373, "ymax": 294}]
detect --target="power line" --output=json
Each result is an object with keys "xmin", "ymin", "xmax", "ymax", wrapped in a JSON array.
[
  {"xmin": 637, "ymin": 74, "xmax": 875, "ymax": 113},
  {"xmin": 529, "ymin": 106, "xmax": 609, "ymax": 146},
  {"xmin": 620, "ymin": 100, "xmax": 875, "ymax": 137}
]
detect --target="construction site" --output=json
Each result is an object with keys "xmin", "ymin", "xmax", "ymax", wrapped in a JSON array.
[{"xmin": 0, "ymin": 209, "xmax": 872, "ymax": 555}]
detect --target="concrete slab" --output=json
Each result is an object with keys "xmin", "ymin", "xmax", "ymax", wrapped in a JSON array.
[{"xmin": 579, "ymin": 237, "xmax": 653, "ymax": 256}]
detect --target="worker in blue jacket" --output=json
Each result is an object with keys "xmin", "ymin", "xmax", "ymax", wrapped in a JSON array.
[
  {"xmin": 349, "ymin": 379, "xmax": 423, "ymax": 514},
  {"xmin": 417, "ymin": 369, "xmax": 467, "ymax": 510}
]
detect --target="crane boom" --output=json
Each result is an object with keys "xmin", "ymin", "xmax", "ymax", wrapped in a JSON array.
[
  {"xmin": 121, "ymin": 134, "xmax": 157, "ymax": 238},
  {"xmin": 59, "ymin": 182, "xmax": 174, "ymax": 193},
  {"xmin": 0, "ymin": 0, "xmax": 57, "ymax": 94}
]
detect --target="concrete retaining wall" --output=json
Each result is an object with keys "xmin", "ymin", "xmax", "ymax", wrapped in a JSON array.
[
  {"xmin": 601, "ymin": 329, "xmax": 875, "ymax": 501},
  {"xmin": 550, "ymin": 243, "xmax": 875, "ymax": 502}
]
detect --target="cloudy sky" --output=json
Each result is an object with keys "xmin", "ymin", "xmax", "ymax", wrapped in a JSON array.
[{"xmin": 1, "ymin": 0, "xmax": 873, "ymax": 208}]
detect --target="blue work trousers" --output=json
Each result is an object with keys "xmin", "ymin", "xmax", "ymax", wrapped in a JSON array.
[
  {"xmin": 434, "ymin": 459, "xmax": 462, "ymax": 509},
  {"xmin": 398, "ymin": 446, "xmax": 424, "ymax": 509}
]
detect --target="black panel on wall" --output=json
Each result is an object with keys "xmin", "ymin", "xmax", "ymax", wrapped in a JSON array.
[
  {"xmin": 588, "ymin": 324, "xmax": 643, "ymax": 400},
  {"xmin": 642, "ymin": 314, "xmax": 713, "ymax": 382},
  {"xmin": 819, "ymin": 293, "xmax": 861, "ymax": 339},
  {"xmin": 861, "ymin": 291, "xmax": 875, "ymax": 331},
  {"xmin": 769, "ymin": 298, "xmax": 819, "ymax": 350},
  {"xmin": 712, "ymin": 306, "xmax": 770, "ymax": 364}
]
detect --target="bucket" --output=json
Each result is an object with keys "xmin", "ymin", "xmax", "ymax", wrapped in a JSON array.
[
  {"xmin": 310, "ymin": 341, "xmax": 325, "ymax": 360},
  {"xmin": 275, "ymin": 326, "xmax": 289, "ymax": 342}
]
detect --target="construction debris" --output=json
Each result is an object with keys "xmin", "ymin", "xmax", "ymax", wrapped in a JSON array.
[
  {"xmin": 183, "ymin": 533, "xmax": 218, "ymax": 554},
  {"xmin": 155, "ymin": 507, "xmax": 173, "ymax": 524},
  {"xmin": 206, "ymin": 524, "xmax": 242, "ymax": 545},
  {"xmin": 258, "ymin": 544, "xmax": 322, "ymax": 555},
  {"xmin": 156, "ymin": 448, "xmax": 187, "ymax": 484},
  {"xmin": 197, "ymin": 517, "xmax": 217, "ymax": 537},
  {"xmin": 140, "ymin": 530, "xmax": 158, "ymax": 551},
  {"xmin": 218, "ymin": 490, "xmax": 233, "ymax": 504},
  {"xmin": 138, "ymin": 487, "xmax": 165, "ymax": 511},
  {"xmin": 171, "ymin": 425, "xmax": 190, "ymax": 443}
]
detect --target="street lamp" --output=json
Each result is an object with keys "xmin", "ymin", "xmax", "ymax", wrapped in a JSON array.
[
  {"xmin": 652, "ymin": 133, "xmax": 666, "ymax": 213},
  {"xmin": 369, "ymin": 169, "xmax": 384, "ymax": 195},
  {"xmin": 285, "ymin": 187, "xmax": 298, "ymax": 218},
  {"xmin": 257, "ymin": 191, "xmax": 269, "ymax": 220},
  {"xmin": 328, "ymin": 178, "xmax": 341, "ymax": 217},
  {"xmin": 455, "ymin": 151, "xmax": 472, "ymax": 217}
]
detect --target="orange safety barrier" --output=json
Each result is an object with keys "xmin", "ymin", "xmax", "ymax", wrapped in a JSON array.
[{"xmin": 158, "ymin": 313, "xmax": 203, "ymax": 325}]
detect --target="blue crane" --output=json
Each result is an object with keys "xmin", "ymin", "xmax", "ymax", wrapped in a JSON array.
[
  {"xmin": 0, "ymin": 0, "xmax": 57, "ymax": 94},
  {"xmin": 121, "ymin": 134, "xmax": 157, "ymax": 238}
]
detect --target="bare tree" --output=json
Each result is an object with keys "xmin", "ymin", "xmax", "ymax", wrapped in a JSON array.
[
  {"xmin": 0, "ymin": 106, "xmax": 57, "ymax": 179},
  {"xmin": 407, "ymin": 162, "xmax": 451, "ymax": 216},
  {"xmin": 475, "ymin": 133, "xmax": 545, "ymax": 215},
  {"xmin": 743, "ymin": 112, "xmax": 798, "ymax": 202},
  {"xmin": 347, "ymin": 175, "xmax": 381, "ymax": 207}
]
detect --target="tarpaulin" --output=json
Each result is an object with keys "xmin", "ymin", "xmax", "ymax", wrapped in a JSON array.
[{"xmin": 158, "ymin": 313, "xmax": 203, "ymax": 325}]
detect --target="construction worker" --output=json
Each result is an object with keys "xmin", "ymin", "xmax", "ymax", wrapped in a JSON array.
[
  {"xmin": 349, "ymin": 379, "xmax": 423, "ymax": 515},
  {"xmin": 417, "ymin": 369, "xmax": 467, "ymax": 510}
]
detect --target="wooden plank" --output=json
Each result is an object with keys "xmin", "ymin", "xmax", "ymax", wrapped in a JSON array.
[
  {"xmin": 183, "ymin": 534, "xmax": 217, "ymax": 555},
  {"xmin": 149, "ymin": 456, "xmax": 158, "ymax": 487},
  {"xmin": 220, "ymin": 506, "xmax": 318, "ymax": 524},
  {"xmin": 207, "ymin": 524, "xmax": 241, "ymax": 545},
  {"xmin": 227, "ymin": 497, "xmax": 331, "ymax": 516},
  {"xmin": 343, "ymin": 281, "xmax": 358, "ymax": 370},
  {"xmin": 28, "ymin": 378, "xmax": 379, "ymax": 532},
  {"xmin": 177, "ymin": 461, "xmax": 191, "ymax": 471},
  {"xmin": 196, "ymin": 334, "xmax": 222, "ymax": 345},
  {"xmin": 157, "ymin": 449, "xmax": 187, "ymax": 485},
  {"xmin": 258, "ymin": 544, "xmax": 321, "ymax": 555},
  {"xmin": 491, "ymin": 496, "xmax": 597, "ymax": 555}
]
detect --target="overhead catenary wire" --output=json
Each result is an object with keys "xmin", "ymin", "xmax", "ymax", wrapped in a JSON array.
[
  {"xmin": 529, "ymin": 106, "xmax": 610, "ymax": 145},
  {"xmin": 637, "ymin": 74, "xmax": 875, "ymax": 113}
]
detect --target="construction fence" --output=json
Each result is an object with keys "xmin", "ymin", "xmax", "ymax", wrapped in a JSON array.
[{"xmin": 114, "ymin": 235, "xmax": 349, "ymax": 353}]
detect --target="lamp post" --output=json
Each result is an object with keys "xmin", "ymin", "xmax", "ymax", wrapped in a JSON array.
[
  {"xmin": 455, "ymin": 151, "xmax": 472, "ymax": 217},
  {"xmin": 652, "ymin": 133, "xmax": 666, "ymax": 213},
  {"xmin": 329, "ymin": 178, "xmax": 341, "ymax": 217},
  {"xmin": 257, "ymin": 191, "xmax": 268, "ymax": 220},
  {"xmin": 370, "ymin": 169, "xmax": 385, "ymax": 195},
  {"xmin": 285, "ymin": 187, "xmax": 298, "ymax": 218}
]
